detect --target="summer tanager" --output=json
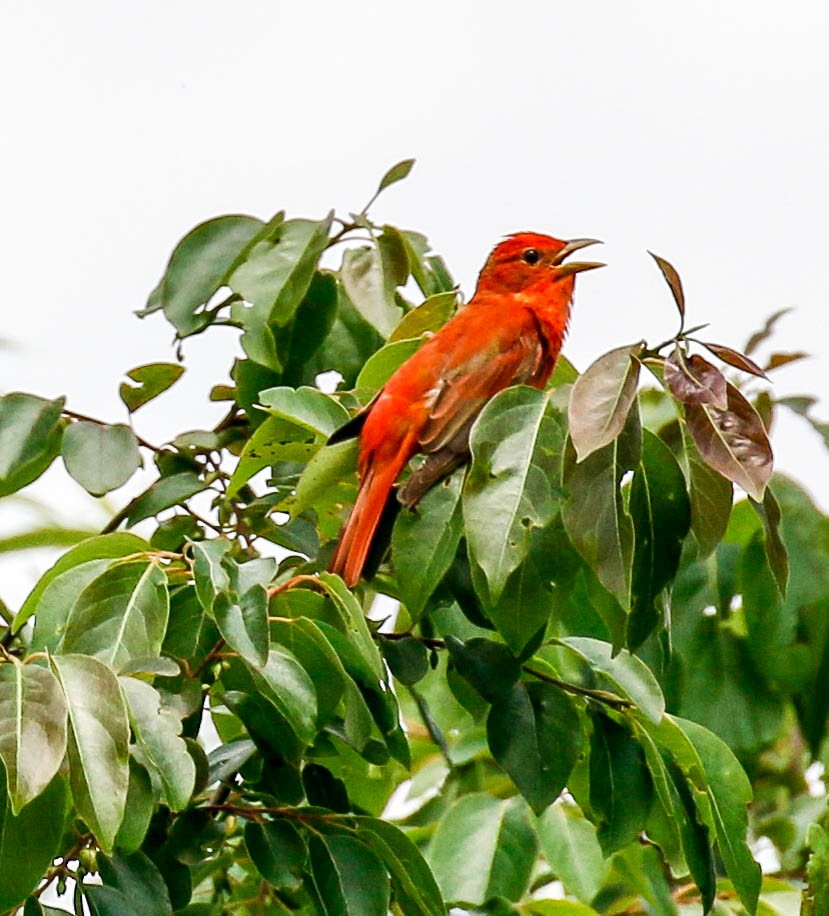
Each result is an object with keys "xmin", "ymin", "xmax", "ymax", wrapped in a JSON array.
[{"xmin": 329, "ymin": 232, "xmax": 603, "ymax": 586}]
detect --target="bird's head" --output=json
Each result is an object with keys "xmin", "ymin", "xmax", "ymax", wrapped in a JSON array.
[{"xmin": 476, "ymin": 232, "xmax": 604, "ymax": 297}]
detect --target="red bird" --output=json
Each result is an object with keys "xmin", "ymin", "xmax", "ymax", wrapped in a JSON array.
[{"xmin": 329, "ymin": 232, "xmax": 603, "ymax": 586}]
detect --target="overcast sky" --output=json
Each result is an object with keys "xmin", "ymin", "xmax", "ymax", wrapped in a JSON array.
[{"xmin": 2, "ymin": 0, "xmax": 828, "ymax": 604}]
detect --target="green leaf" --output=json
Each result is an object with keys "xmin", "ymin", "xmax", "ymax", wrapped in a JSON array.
[
  {"xmin": 568, "ymin": 344, "xmax": 642, "ymax": 461},
  {"xmin": 318, "ymin": 574, "xmax": 386, "ymax": 681},
  {"xmin": 245, "ymin": 819, "xmax": 307, "ymax": 890},
  {"xmin": 684, "ymin": 379, "xmax": 773, "ymax": 502},
  {"xmin": 214, "ymin": 585, "xmax": 269, "ymax": 667},
  {"xmin": 487, "ymin": 681, "xmax": 582, "ymax": 814},
  {"xmin": 804, "ymin": 824, "xmax": 829, "ymax": 915},
  {"xmin": 355, "ymin": 817, "xmax": 445, "ymax": 916},
  {"xmin": 0, "ymin": 393, "xmax": 65, "ymax": 497},
  {"xmin": 279, "ymin": 271, "xmax": 340, "ymax": 385},
  {"xmin": 392, "ymin": 467, "xmax": 464, "ymax": 619},
  {"xmin": 120, "ymin": 678, "xmax": 195, "ymax": 811},
  {"xmin": 61, "ymin": 421, "xmax": 142, "ymax": 496},
  {"xmin": 51, "ymin": 654, "xmax": 130, "ymax": 854},
  {"xmin": 552, "ymin": 637, "xmax": 665, "ymax": 724},
  {"xmin": 677, "ymin": 420, "xmax": 733, "ymax": 558},
  {"xmin": 259, "ymin": 385, "xmax": 350, "ymax": 435},
  {"xmin": 119, "ymin": 363, "xmax": 185, "ymax": 412},
  {"xmin": 248, "ymin": 647, "xmax": 318, "ymax": 746},
  {"xmin": 628, "ymin": 429, "xmax": 691, "ymax": 648},
  {"xmin": 0, "ymin": 770, "xmax": 67, "ymax": 910},
  {"xmin": 427, "ymin": 795, "xmax": 536, "ymax": 905},
  {"xmin": 376, "ymin": 158, "xmax": 415, "ymax": 195},
  {"xmin": 382, "ymin": 637, "xmax": 429, "ymax": 686},
  {"xmin": 537, "ymin": 801, "xmax": 606, "ymax": 905},
  {"xmin": 191, "ymin": 538, "xmax": 231, "ymax": 612},
  {"xmin": 355, "ymin": 337, "xmax": 423, "ymax": 392},
  {"xmin": 0, "ymin": 662, "xmax": 66, "ymax": 813},
  {"xmin": 14, "ymin": 531, "xmax": 148, "ymax": 635},
  {"xmin": 115, "ymin": 759, "xmax": 154, "ymax": 853},
  {"xmin": 673, "ymin": 716, "xmax": 761, "ymax": 914},
  {"xmin": 387, "ymin": 291, "xmax": 457, "ymax": 343},
  {"xmin": 125, "ymin": 471, "xmax": 207, "ymax": 525},
  {"xmin": 464, "ymin": 387, "xmax": 566, "ymax": 603},
  {"xmin": 309, "ymin": 833, "xmax": 391, "ymax": 916},
  {"xmin": 284, "ymin": 438, "xmax": 358, "ymax": 538},
  {"xmin": 749, "ymin": 485, "xmax": 789, "ymax": 595},
  {"xmin": 589, "ymin": 712, "xmax": 653, "ymax": 855},
  {"xmin": 269, "ymin": 617, "xmax": 346, "ymax": 723},
  {"xmin": 60, "ymin": 560, "xmax": 169, "ymax": 670},
  {"xmin": 563, "ymin": 405, "xmax": 641, "ymax": 607},
  {"xmin": 400, "ymin": 230, "xmax": 455, "ymax": 298},
  {"xmin": 445, "ymin": 636, "xmax": 521, "ymax": 704},
  {"xmin": 230, "ymin": 215, "xmax": 334, "ymax": 329},
  {"xmin": 153, "ymin": 214, "xmax": 264, "ymax": 336},
  {"xmin": 342, "ymin": 245, "xmax": 404, "ymax": 337},
  {"xmin": 86, "ymin": 851, "xmax": 172, "ymax": 916}
]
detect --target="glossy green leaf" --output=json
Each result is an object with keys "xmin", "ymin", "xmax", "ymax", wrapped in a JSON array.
[
  {"xmin": 382, "ymin": 636, "xmax": 429, "ymax": 686},
  {"xmin": 61, "ymin": 421, "xmax": 141, "ymax": 496},
  {"xmin": 0, "ymin": 662, "xmax": 67, "ymax": 813},
  {"xmin": 86, "ymin": 851, "xmax": 172, "ymax": 916},
  {"xmin": 355, "ymin": 817, "xmax": 445, "ymax": 916},
  {"xmin": 51, "ymin": 654, "xmax": 130, "ymax": 854},
  {"xmin": 392, "ymin": 467, "xmax": 464, "ymax": 619},
  {"xmin": 115, "ymin": 759, "xmax": 154, "ymax": 853},
  {"xmin": 355, "ymin": 337, "xmax": 422, "ymax": 392},
  {"xmin": 119, "ymin": 363, "xmax": 185, "ymax": 413},
  {"xmin": 342, "ymin": 244, "xmax": 404, "ymax": 337},
  {"xmin": 309, "ymin": 833, "xmax": 390, "ymax": 916},
  {"xmin": 589, "ymin": 712, "xmax": 653, "ymax": 855},
  {"xmin": 445, "ymin": 636, "xmax": 521, "ymax": 704},
  {"xmin": 553, "ymin": 637, "xmax": 665, "ymax": 723},
  {"xmin": 120, "ymin": 677, "xmax": 195, "ymax": 811},
  {"xmin": 563, "ymin": 405, "xmax": 641, "ymax": 607},
  {"xmin": 248, "ymin": 647, "xmax": 318, "ymax": 746},
  {"xmin": 628, "ymin": 429, "xmax": 691, "ymax": 647},
  {"xmin": 213, "ymin": 585, "xmax": 269, "ymax": 667},
  {"xmin": 152, "ymin": 214, "xmax": 264, "ymax": 336},
  {"xmin": 318, "ymin": 573, "xmax": 386, "ymax": 681},
  {"xmin": 568, "ymin": 343, "xmax": 642, "ymax": 461},
  {"xmin": 245, "ymin": 819, "xmax": 307, "ymax": 889},
  {"xmin": 376, "ymin": 159, "xmax": 415, "ymax": 195},
  {"xmin": 749, "ymin": 484, "xmax": 788, "ymax": 595},
  {"xmin": 124, "ymin": 471, "xmax": 207, "ymax": 526},
  {"xmin": 259, "ymin": 385, "xmax": 349, "ymax": 435},
  {"xmin": 0, "ymin": 393, "xmax": 65, "ymax": 497},
  {"xmin": 487, "ymin": 681, "xmax": 582, "ymax": 813},
  {"xmin": 537, "ymin": 801, "xmax": 606, "ymax": 904},
  {"xmin": 464, "ymin": 387, "xmax": 566, "ymax": 603},
  {"xmin": 400, "ymin": 230, "xmax": 456, "ymax": 298},
  {"xmin": 673, "ymin": 716, "xmax": 761, "ymax": 914},
  {"xmin": 0, "ymin": 770, "xmax": 67, "ymax": 910},
  {"xmin": 677, "ymin": 420, "xmax": 733, "ymax": 558},
  {"xmin": 229, "ymin": 214, "xmax": 333, "ymax": 328},
  {"xmin": 387, "ymin": 291, "xmax": 457, "ymax": 343},
  {"xmin": 60, "ymin": 560, "xmax": 169, "ymax": 669},
  {"xmin": 427, "ymin": 795, "xmax": 536, "ymax": 905},
  {"xmin": 283, "ymin": 438, "xmax": 358, "ymax": 537}
]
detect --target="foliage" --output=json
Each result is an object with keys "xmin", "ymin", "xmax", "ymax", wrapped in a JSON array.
[{"xmin": 1, "ymin": 161, "xmax": 828, "ymax": 915}]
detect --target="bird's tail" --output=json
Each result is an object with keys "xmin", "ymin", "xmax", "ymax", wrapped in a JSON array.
[{"xmin": 329, "ymin": 447, "xmax": 412, "ymax": 587}]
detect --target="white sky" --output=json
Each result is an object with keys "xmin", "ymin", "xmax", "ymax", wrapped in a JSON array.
[{"xmin": 2, "ymin": 0, "xmax": 829, "ymax": 605}]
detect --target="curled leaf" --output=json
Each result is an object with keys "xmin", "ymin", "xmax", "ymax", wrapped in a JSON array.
[
  {"xmin": 568, "ymin": 343, "xmax": 643, "ymax": 461},
  {"xmin": 649, "ymin": 251, "xmax": 685, "ymax": 320},
  {"xmin": 664, "ymin": 352, "xmax": 727, "ymax": 409},
  {"xmin": 701, "ymin": 342, "xmax": 768, "ymax": 380},
  {"xmin": 377, "ymin": 159, "xmax": 415, "ymax": 195},
  {"xmin": 765, "ymin": 351, "xmax": 810, "ymax": 371},
  {"xmin": 684, "ymin": 381, "xmax": 773, "ymax": 502}
]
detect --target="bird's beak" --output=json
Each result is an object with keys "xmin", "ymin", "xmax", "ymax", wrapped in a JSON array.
[{"xmin": 553, "ymin": 238, "xmax": 605, "ymax": 276}]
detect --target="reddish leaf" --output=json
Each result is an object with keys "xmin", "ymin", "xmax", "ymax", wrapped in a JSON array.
[
  {"xmin": 765, "ymin": 351, "xmax": 810, "ymax": 371},
  {"xmin": 569, "ymin": 343, "xmax": 642, "ymax": 462},
  {"xmin": 684, "ymin": 381, "xmax": 773, "ymax": 502},
  {"xmin": 664, "ymin": 352, "xmax": 727, "ymax": 410},
  {"xmin": 744, "ymin": 307, "xmax": 792, "ymax": 355},
  {"xmin": 700, "ymin": 342, "xmax": 768, "ymax": 380},
  {"xmin": 649, "ymin": 251, "xmax": 685, "ymax": 320}
]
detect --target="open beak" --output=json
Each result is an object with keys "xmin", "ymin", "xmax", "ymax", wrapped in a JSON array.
[{"xmin": 553, "ymin": 238, "xmax": 605, "ymax": 276}]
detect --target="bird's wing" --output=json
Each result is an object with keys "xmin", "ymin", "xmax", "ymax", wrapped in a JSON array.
[{"xmin": 418, "ymin": 310, "xmax": 547, "ymax": 454}]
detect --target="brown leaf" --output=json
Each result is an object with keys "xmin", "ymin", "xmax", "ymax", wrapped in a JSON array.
[
  {"xmin": 568, "ymin": 343, "xmax": 643, "ymax": 461},
  {"xmin": 765, "ymin": 351, "xmax": 810, "ymax": 371},
  {"xmin": 744, "ymin": 307, "xmax": 792, "ymax": 355},
  {"xmin": 664, "ymin": 352, "xmax": 727, "ymax": 409},
  {"xmin": 701, "ymin": 342, "xmax": 768, "ymax": 379},
  {"xmin": 684, "ymin": 381, "xmax": 773, "ymax": 502},
  {"xmin": 648, "ymin": 251, "xmax": 685, "ymax": 320}
]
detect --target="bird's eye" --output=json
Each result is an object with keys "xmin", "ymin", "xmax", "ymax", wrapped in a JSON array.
[{"xmin": 522, "ymin": 248, "xmax": 541, "ymax": 265}]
